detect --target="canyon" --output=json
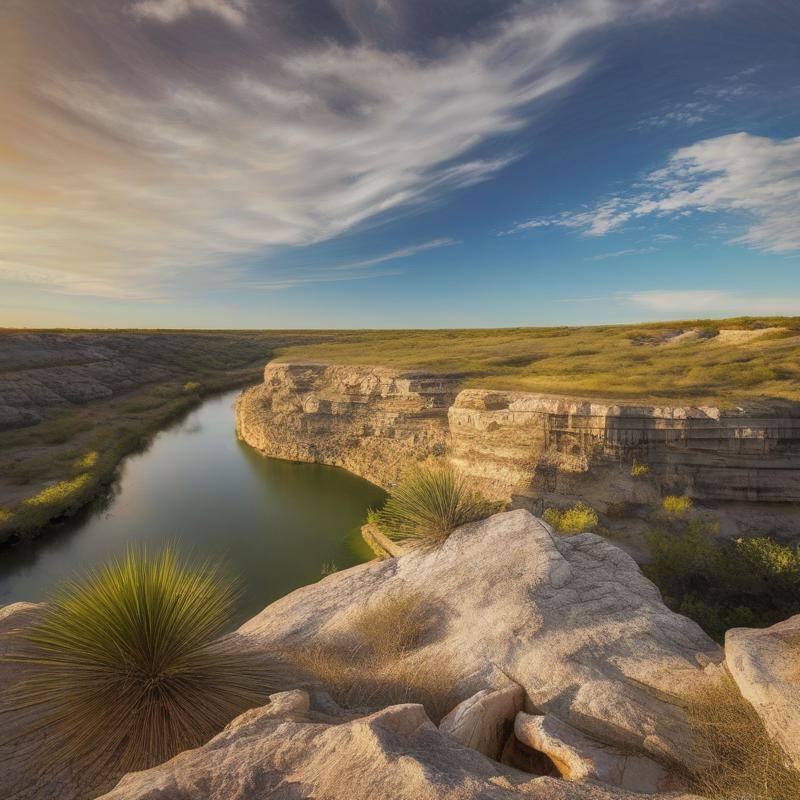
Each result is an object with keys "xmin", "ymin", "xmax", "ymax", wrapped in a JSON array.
[{"xmin": 236, "ymin": 362, "xmax": 800, "ymax": 540}]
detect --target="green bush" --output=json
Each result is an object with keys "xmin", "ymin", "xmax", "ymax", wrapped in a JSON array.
[
  {"xmin": 630, "ymin": 459, "xmax": 650, "ymax": 478},
  {"xmin": 644, "ymin": 521, "xmax": 800, "ymax": 642},
  {"xmin": 662, "ymin": 494, "xmax": 693, "ymax": 514},
  {"xmin": 543, "ymin": 502, "xmax": 599, "ymax": 535},
  {"xmin": 4, "ymin": 548, "xmax": 275, "ymax": 777},
  {"xmin": 373, "ymin": 465, "xmax": 500, "ymax": 549}
]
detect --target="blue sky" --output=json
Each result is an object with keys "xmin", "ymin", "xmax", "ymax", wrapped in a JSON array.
[{"xmin": 2, "ymin": 0, "xmax": 799, "ymax": 328}]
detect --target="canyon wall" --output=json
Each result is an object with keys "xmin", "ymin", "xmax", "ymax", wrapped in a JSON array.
[{"xmin": 236, "ymin": 362, "xmax": 800, "ymax": 519}]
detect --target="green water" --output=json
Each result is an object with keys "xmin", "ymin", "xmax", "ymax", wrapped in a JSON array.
[{"xmin": 0, "ymin": 389, "xmax": 386, "ymax": 623}]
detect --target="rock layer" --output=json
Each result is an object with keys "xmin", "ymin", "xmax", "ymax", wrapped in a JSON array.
[{"xmin": 236, "ymin": 362, "xmax": 800, "ymax": 512}]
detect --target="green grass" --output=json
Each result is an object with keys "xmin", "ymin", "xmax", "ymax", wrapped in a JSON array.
[
  {"xmin": 542, "ymin": 502, "xmax": 599, "ymax": 534},
  {"xmin": 644, "ymin": 520, "xmax": 800, "ymax": 642},
  {"xmin": 372, "ymin": 465, "xmax": 501, "ymax": 549},
  {"xmin": 3, "ymin": 547, "xmax": 275, "ymax": 777},
  {"xmin": 271, "ymin": 316, "xmax": 800, "ymax": 404}
]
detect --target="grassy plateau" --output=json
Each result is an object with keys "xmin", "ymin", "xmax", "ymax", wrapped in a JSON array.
[{"xmin": 1, "ymin": 316, "xmax": 798, "ymax": 541}]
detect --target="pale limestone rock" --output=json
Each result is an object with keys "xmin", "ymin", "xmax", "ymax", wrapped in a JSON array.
[
  {"xmin": 514, "ymin": 713, "xmax": 684, "ymax": 794},
  {"xmin": 726, "ymin": 614, "xmax": 800, "ymax": 768},
  {"xmin": 98, "ymin": 692, "xmax": 703, "ymax": 800},
  {"xmin": 239, "ymin": 510, "xmax": 722, "ymax": 769},
  {"xmin": 440, "ymin": 684, "xmax": 525, "ymax": 758}
]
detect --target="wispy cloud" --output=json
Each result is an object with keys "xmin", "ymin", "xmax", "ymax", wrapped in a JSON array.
[
  {"xmin": 624, "ymin": 289, "xmax": 800, "ymax": 315},
  {"xmin": 2, "ymin": 0, "xmax": 707, "ymax": 299},
  {"xmin": 130, "ymin": 0, "xmax": 249, "ymax": 27},
  {"xmin": 584, "ymin": 247, "xmax": 656, "ymax": 261},
  {"xmin": 635, "ymin": 66, "xmax": 762, "ymax": 129},
  {"xmin": 334, "ymin": 238, "xmax": 458, "ymax": 270},
  {"xmin": 507, "ymin": 132, "xmax": 800, "ymax": 252}
]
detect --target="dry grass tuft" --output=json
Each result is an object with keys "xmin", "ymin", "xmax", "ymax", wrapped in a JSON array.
[
  {"xmin": 373, "ymin": 465, "xmax": 501, "ymax": 550},
  {"xmin": 685, "ymin": 670, "xmax": 800, "ymax": 799},
  {"xmin": 1, "ymin": 547, "xmax": 276, "ymax": 779},
  {"xmin": 284, "ymin": 592, "xmax": 457, "ymax": 723}
]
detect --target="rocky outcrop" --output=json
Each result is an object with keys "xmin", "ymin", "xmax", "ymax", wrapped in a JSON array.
[
  {"xmin": 726, "ymin": 614, "xmax": 800, "ymax": 769},
  {"xmin": 98, "ymin": 691, "xmax": 704, "ymax": 800},
  {"xmin": 2, "ymin": 511, "xmax": 724, "ymax": 800},
  {"xmin": 236, "ymin": 362, "xmax": 800, "ymax": 519},
  {"xmin": 0, "ymin": 331, "xmax": 273, "ymax": 431},
  {"xmin": 235, "ymin": 363, "xmax": 459, "ymax": 487},
  {"xmin": 238, "ymin": 511, "xmax": 721, "ymax": 781}
]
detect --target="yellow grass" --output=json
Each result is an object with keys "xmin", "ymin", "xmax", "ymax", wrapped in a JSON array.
[{"xmin": 23, "ymin": 473, "xmax": 92, "ymax": 507}]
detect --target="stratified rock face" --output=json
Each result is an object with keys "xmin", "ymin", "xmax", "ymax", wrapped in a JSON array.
[
  {"xmin": 98, "ymin": 692, "xmax": 703, "ymax": 800},
  {"xmin": 726, "ymin": 614, "xmax": 800, "ymax": 769},
  {"xmin": 236, "ymin": 362, "xmax": 800, "ymax": 506},
  {"xmin": 235, "ymin": 363, "xmax": 459, "ymax": 487},
  {"xmin": 449, "ymin": 390, "xmax": 800, "ymax": 504}
]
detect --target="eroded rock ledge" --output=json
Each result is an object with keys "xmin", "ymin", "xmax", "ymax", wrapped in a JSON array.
[{"xmin": 236, "ymin": 362, "xmax": 800, "ymax": 514}]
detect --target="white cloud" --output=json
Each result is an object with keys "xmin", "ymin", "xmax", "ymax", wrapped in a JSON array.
[
  {"xmin": 584, "ymin": 247, "xmax": 655, "ymax": 261},
  {"xmin": 624, "ymin": 289, "xmax": 800, "ymax": 315},
  {"xmin": 3, "ymin": 0, "xmax": 705, "ymax": 298},
  {"xmin": 335, "ymin": 238, "xmax": 458, "ymax": 270},
  {"xmin": 510, "ymin": 132, "xmax": 800, "ymax": 252},
  {"xmin": 130, "ymin": 0, "xmax": 249, "ymax": 27}
]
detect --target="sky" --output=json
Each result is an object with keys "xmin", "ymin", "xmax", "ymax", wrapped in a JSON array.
[{"xmin": 1, "ymin": 0, "xmax": 799, "ymax": 329}]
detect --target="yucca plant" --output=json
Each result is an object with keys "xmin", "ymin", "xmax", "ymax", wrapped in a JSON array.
[
  {"xmin": 2, "ymin": 547, "xmax": 274, "ymax": 778},
  {"xmin": 373, "ymin": 465, "xmax": 500, "ymax": 549}
]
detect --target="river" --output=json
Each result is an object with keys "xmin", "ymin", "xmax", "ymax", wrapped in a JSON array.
[{"xmin": 0, "ymin": 389, "xmax": 386, "ymax": 623}]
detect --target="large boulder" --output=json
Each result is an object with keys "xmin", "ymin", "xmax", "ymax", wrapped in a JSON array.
[
  {"xmin": 98, "ymin": 690, "xmax": 702, "ymax": 800},
  {"xmin": 239, "ymin": 510, "xmax": 722, "ymax": 773},
  {"xmin": 726, "ymin": 614, "xmax": 800, "ymax": 768}
]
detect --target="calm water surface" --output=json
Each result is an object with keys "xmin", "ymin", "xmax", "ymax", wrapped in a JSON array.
[{"xmin": 0, "ymin": 390, "xmax": 386, "ymax": 623}]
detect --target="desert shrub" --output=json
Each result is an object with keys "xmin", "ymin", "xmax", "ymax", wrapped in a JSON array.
[
  {"xmin": 183, "ymin": 381, "xmax": 201, "ymax": 392},
  {"xmin": 644, "ymin": 521, "xmax": 800, "ymax": 641},
  {"xmin": 685, "ymin": 670, "xmax": 800, "ymax": 799},
  {"xmin": 0, "ymin": 508, "xmax": 13, "ymax": 524},
  {"xmin": 373, "ymin": 465, "xmax": 500, "ymax": 549},
  {"xmin": 3, "ymin": 547, "xmax": 274, "ymax": 777},
  {"xmin": 543, "ymin": 502, "xmax": 598, "ymax": 535},
  {"xmin": 630, "ymin": 459, "xmax": 650, "ymax": 478},
  {"xmin": 284, "ymin": 592, "xmax": 455, "ymax": 722},
  {"xmin": 661, "ymin": 494, "xmax": 693, "ymax": 515}
]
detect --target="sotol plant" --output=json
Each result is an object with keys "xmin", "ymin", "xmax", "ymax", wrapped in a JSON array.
[
  {"xmin": 373, "ymin": 465, "xmax": 500, "ymax": 549},
  {"xmin": 3, "ymin": 547, "xmax": 275, "ymax": 776}
]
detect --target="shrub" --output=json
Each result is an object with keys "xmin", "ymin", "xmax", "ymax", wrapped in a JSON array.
[
  {"xmin": 284, "ymin": 592, "xmax": 456, "ymax": 722},
  {"xmin": 23, "ymin": 473, "xmax": 93, "ymax": 507},
  {"xmin": 183, "ymin": 381, "xmax": 201, "ymax": 393},
  {"xmin": 543, "ymin": 502, "xmax": 599, "ymax": 535},
  {"xmin": 685, "ymin": 670, "xmax": 800, "ymax": 799},
  {"xmin": 0, "ymin": 508, "xmax": 13, "ymax": 524},
  {"xmin": 644, "ymin": 521, "xmax": 800, "ymax": 642},
  {"xmin": 662, "ymin": 495, "xmax": 693, "ymax": 515},
  {"xmin": 4, "ymin": 548, "xmax": 274, "ymax": 777},
  {"xmin": 74, "ymin": 450, "xmax": 99, "ymax": 469},
  {"xmin": 630, "ymin": 459, "xmax": 650, "ymax": 478},
  {"xmin": 373, "ymin": 465, "xmax": 500, "ymax": 549}
]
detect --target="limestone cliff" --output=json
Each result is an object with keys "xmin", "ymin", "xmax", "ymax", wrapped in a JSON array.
[
  {"xmin": 235, "ymin": 362, "xmax": 459, "ymax": 487},
  {"xmin": 236, "ymin": 362, "xmax": 800, "ymax": 521}
]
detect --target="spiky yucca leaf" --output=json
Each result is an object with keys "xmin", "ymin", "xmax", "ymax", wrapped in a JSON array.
[
  {"xmin": 374, "ymin": 465, "xmax": 500, "ymax": 549},
  {"xmin": 2, "ymin": 547, "xmax": 274, "ymax": 776}
]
